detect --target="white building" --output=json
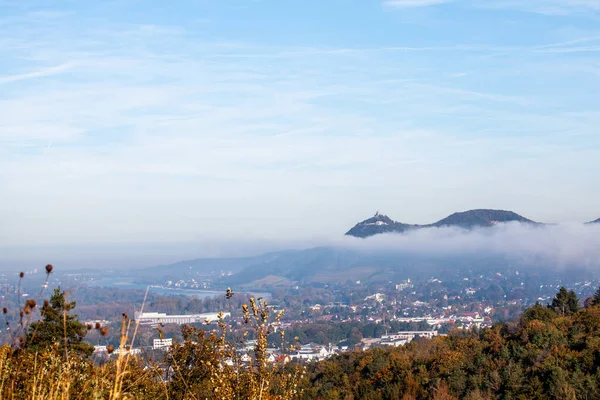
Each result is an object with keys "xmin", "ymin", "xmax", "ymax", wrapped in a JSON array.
[
  {"xmin": 289, "ymin": 344, "xmax": 335, "ymax": 362},
  {"xmin": 94, "ymin": 345, "xmax": 107, "ymax": 354},
  {"xmin": 396, "ymin": 279, "xmax": 413, "ymax": 291},
  {"xmin": 381, "ymin": 331, "xmax": 438, "ymax": 345},
  {"xmin": 361, "ymin": 331, "xmax": 439, "ymax": 349},
  {"xmin": 153, "ymin": 338, "xmax": 173, "ymax": 350},
  {"xmin": 114, "ymin": 347, "xmax": 142, "ymax": 356},
  {"xmin": 135, "ymin": 311, "xmax": 231, "ymax": 325},
  {"xmin": 364, "ymin": 293, "xmax": 386, "ymax": 303},
  {"xmin": 95, "ymin": 345, "xmax": 142, "ymax": 356},
  {"xmin": 380, "ymin": 338, "xmax": 409, "ymax": 347}
]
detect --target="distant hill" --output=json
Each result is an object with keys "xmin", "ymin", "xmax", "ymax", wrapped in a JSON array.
[
  {"xmin": 344, "ymin": 212, "xmax": 416, "ymax": 238},
  {"xmin": 137, "ymin": 246, "xmax": 506, "ymax": 287},
  {"xmin": 132, "ymin": 210, "xmax": 595, "ymax": 288},
  {"xmin": 429, "ymin": 209, "xmax": 536, "ymax": 229},
  {"xmin": 138, "ymin": 248, "xmax": 375, "ymax": 286},
  {"xmin": 224, "ymin": 247, "xmax": 574, "ymax": 288},
  {"xmin": 225, "ymin": 247, "xmax": 379, "ymax": 287},
  {"xmin": 588, "ymin": 218, "xmax": 600, "ymax": 224},
  {"xmin": 345, "ymin": 209, "xmax": 537, "ymax": 238},
  {"xmin": 137, "ymin": 252, "xmax": 296, "ymax": 283},
  {"xmin": 139, "ymin": 243, "xmax": 592, "ymax": 289},
  {"xmin": 224, "ymin": 247, "xmax": 494, "ymax": 286}
]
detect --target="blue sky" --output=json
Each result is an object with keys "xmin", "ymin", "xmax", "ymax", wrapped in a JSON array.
[{"xmin": 1, "ymin": 0, "xmax": 600, "ymax": 246}]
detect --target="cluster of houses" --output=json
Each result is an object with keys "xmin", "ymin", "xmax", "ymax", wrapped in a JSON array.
[
  {"xmin": 94, "ymin": 345, "xmax": 142, "ymax": 355},
  {"xmin": 391, "ymin": 312, "xmax": 490, "ymax": 329},
  {"xmin": 94, "ymin": 338, "xmax": 342, "ymax": 364},
  {"xmin": 164, "ymin": 278, "xmax": 211, "ymax": 289},
  {"xmin": 94, "ymin": 328, "xmax": 448, "ymax": 363},
  {"xmin": 235, "ymin": 340, "xmax": 340, "ymax": 363}
]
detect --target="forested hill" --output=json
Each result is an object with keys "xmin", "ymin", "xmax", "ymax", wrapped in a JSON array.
[
  {"xmin": 344, "ymin": 212, "xmax": 417, "ymax": 238},
  {"xmin": 429, "ymin": 209, "xmax": 535, "ymax": 228},
  {"xmin": 345, "ymin": 209, "xmax": 538, "ymax": 238},
  {"xmin": 305, "ymin": 292, "xmax": 600, "ymax": 399}
]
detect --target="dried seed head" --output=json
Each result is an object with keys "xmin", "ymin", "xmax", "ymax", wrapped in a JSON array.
[
  {"xmin": 19, "ymin": 311, "xmax": 24, "ymax": 319},
  {"xmin": 122, "ymin": 313, "xmax": 128, "ymax": 319},
  {"xmin": 45, "ymin": 264, "xmax": 53, "ymax": 274},
  {"xmin": 125, "ymin": 345, "xmax": 131, "ymax": 351},
  {"xmin": 23, "ymin": 305, "xmax": 31, "ymax": 315},
  {"xmin": 107, "ymin": 344, "xmax": 115, "ymax": 354},
  {"xmin": 95, "ymin": 322, "xmax": 101, "ymax": 329},
  {"xmin": 19, "ymin": 272, "xmax": 24, "ymax": 278},
  {"xmin": 25, "ymin": 299, "xmax": 36, "ymax": 308},
  {"xmin": 87, "ymin": 324, "xmax": 92, "ymax": 330},
  {"xmin": 44, "ymin": 300, "xmax": 50, "ymax": 308},
  {"xmin": 2, "ymin": 307, "xmax": 7, "ymax": 314},
  {"xmin": 100, "ymin": 327, "xmax": 109, "ymax": 336}
]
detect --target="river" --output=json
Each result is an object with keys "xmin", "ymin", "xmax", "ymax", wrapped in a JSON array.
[{"xmin": 86, "ymin": 277, "xmax": 271, "ymax": 300}]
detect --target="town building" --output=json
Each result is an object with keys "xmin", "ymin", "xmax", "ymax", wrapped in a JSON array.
[
  {"xmin": 153, "ymin": 338, "xmax": 173, "ymax": 350},
  {"xmin": 135, "ymin": 311, "xmax": 231, "ymax": 325}
]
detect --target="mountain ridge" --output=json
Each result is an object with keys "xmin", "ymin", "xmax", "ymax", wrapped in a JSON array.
[
  {"xmin": 133, "ymin": 210, "xmax": 598, "ymax": 287},
  {"xmin": 346, "ymin": 209, "xmax": 538, "ymax": 238}
]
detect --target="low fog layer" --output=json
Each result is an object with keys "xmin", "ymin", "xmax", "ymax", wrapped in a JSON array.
[
  {"xmin": 335, "ymin": 222, "xmax": 600, "ymax": 268},
  {"xmin": 2, "ymin": 222, "xmax": 599, "ymax": 272}
]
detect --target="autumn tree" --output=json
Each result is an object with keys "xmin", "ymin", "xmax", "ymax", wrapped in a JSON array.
[{"xmin": 521, "ymin": 302, "xmax": 557, "ymax": 323}]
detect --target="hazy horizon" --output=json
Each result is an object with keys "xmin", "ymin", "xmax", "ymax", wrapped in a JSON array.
[{"xmin": 2, "ymin": 221, "xmax": 600, "ymax": 272}]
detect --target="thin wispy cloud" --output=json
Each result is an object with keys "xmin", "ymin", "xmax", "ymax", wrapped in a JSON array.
[
  {"xmin": 535, "ymin": 35, "xmax": 600, "ymax": 49},
  {"xmin": 535, "ymin": 46, "xmax": 600, "ymax": 54},
  {"xmin": 0, "ymin": 62, "xmax": 74, "ymax": 84},
  {"xmin": 532, "ymin": 36, "xmax": 600, "ymax": 53},
  {"xmin": 383, "ymin": 0, "xmax": 453, "ymax": 8},
  {"xmin": 482, "ymin": 0, "xmax": 600, "ymax": 15}
]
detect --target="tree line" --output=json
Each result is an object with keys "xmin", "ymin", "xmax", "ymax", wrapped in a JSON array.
[{"xmin": 303, "ymin": 286, "xmax": 600, "ymax": 399}]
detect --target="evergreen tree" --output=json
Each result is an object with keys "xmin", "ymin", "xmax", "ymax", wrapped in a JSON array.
[
  {"xmin": 592, "ymin": 286, "xmax": 600, "ymax": 306},
  {"xmin": 549, "ymin": 286, "xmax": 579, "ymax": 316},
  {"xmin": 25, "ymin": 287, "xmax": 94, "ymax": 357}
]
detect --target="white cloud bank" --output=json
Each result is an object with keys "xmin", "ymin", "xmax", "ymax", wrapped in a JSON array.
[{"xmin": 335, "ymin": 222, "xmax": 600, "ymax": 268}]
